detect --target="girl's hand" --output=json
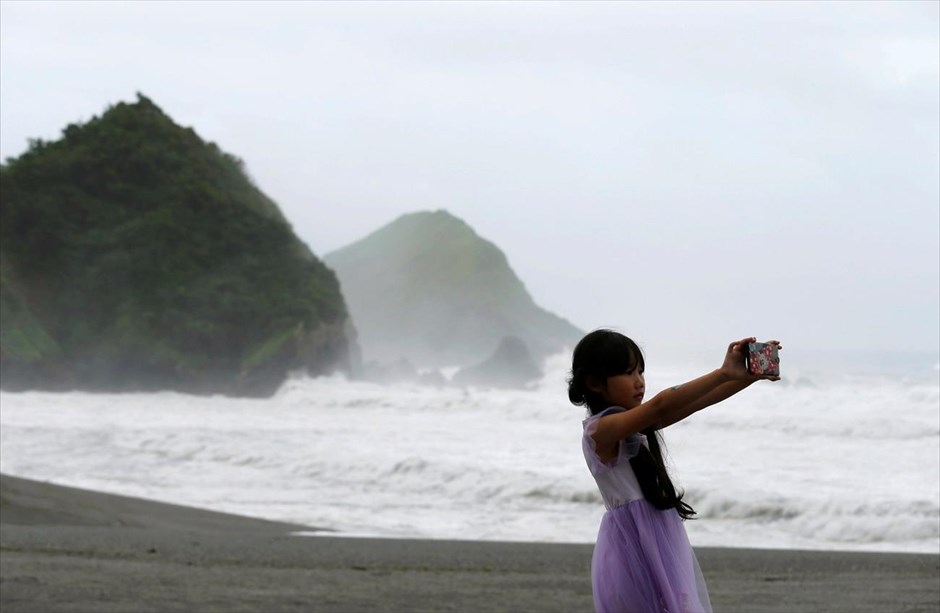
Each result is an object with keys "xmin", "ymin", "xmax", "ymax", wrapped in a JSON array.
[
  {"xmin": 720, "ymin": 337, "xmax": 755, "ymax": 380},
  {"xmin": 721, "ymin": 337, "xmax": 783, "ymax": 381}
]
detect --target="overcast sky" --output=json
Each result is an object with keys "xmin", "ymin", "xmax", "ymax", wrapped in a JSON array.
[{"xmin": 2, "ymin": 1, "xmax": 938, "ymax": 360}]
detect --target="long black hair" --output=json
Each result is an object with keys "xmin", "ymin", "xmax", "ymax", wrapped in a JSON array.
[{"xmin": 567, "ymin": 329, "xmax": 696, "ymax": 520}]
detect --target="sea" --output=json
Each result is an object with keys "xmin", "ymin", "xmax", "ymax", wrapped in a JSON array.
[{"xmin": 1, "ymin": 349, "xmax": 938, "ymax": 554}]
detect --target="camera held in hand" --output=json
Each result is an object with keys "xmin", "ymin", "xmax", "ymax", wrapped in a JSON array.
[{"xmin": 746, "ymin": 342, "xmax": 780, "ymax": 376}]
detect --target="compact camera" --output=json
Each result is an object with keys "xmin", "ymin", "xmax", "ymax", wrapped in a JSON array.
[{"xmin": 746, "ymin": 342, "xmax": 780, "ymax": 376}]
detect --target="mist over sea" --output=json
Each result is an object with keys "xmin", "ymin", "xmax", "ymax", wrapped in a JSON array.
[{"xmin": 1, "ymin": 349, "xmax": 937, "ymax": 554}]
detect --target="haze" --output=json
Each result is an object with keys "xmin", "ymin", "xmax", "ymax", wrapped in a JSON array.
[{"xmin": 2, "ymin": 1, "xmax": 937, "ymax": 360}]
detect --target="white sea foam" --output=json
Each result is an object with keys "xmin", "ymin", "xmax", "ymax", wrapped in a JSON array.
[{"xmin": 1, "ymin": 350, "xmax": 937, "ymax": 553}]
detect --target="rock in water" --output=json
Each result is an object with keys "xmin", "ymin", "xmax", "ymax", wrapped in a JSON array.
[{"xmin": 452, "ymin": 336, "xmax": 543, "ymax": 389}]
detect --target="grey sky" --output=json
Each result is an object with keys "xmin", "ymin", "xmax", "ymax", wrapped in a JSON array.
[{"xmin": 2, "ymin": 1, "xmax": 938, "ymax": 358}]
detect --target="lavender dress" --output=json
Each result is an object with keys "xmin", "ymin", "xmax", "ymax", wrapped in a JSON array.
[{"xmin": 583, "ymin": 407, "xmax": 712, "ymax": 613}]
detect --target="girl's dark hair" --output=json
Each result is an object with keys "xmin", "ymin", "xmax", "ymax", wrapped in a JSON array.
[{"xmin": 568, "ymin": 329, "xmax": 696, "ymax": 520}]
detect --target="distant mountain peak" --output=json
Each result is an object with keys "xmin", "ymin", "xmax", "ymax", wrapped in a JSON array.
[
  {"xmin": 348, "ymin": 209, "xmax": 479, "ymax": 252},
  {"xmin": 324, "ymin": 210, "xmax": 581, "ymax": 369}
]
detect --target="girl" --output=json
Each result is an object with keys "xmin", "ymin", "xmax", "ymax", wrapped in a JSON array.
[{"xmin": 568, "ymin": 329, "xmax": 781, "ymax": 613}]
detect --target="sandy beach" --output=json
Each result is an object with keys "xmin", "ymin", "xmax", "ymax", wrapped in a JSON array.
[{"xmin": 1, "ymin": 473, "xmax": 937, "ymax": 613}]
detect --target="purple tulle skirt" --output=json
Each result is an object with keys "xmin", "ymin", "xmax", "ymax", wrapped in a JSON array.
[{"xmin": 592, "ymin": 499, "xmax": 711, "ymax": 613}]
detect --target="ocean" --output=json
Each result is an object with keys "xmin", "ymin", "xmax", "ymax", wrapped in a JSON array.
[{"xmin": 1, "ymin": 349, "xmax": 938, "ymax": 554}]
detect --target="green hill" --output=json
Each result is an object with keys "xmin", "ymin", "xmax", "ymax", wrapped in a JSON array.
[
  {"xmin": 323, "ymin": 210, "xmax": 581, "ymax": 368},
  {"xmin": 0, "ymin": 94, "xmax": 352, "ymax": 396}
]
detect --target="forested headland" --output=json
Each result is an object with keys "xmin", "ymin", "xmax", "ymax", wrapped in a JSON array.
[{"xmin": 0, "ymin": 94, "xmax": 353, "ymax": 396}]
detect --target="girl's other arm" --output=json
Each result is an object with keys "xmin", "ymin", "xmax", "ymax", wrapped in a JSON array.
[
  {"xmin": 657, "ymin": 340, "xmax": 781, "ymax": 429},
  {"xmin": 590, "ymin": 368, "xmax": 728, "ymax": 450},
  {"xmin": 655, "ymin": 380, "xmax": 753, "ymax": 429},
  {"xmin": 590, "ymin": 337, "xmax": 776, "ymax": 451}
]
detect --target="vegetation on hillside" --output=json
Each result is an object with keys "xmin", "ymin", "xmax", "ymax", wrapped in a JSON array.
[{"xmin": 0, "ymin": 94, "xmax": 350, "ymax": 394}]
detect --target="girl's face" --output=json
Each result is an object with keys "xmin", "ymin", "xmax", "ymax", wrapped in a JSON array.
[{"xmin": 598, "ymin": 367, "xmax": 645, "ymax": 410}]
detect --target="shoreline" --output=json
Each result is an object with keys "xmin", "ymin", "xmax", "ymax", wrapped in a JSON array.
[
  {"xmin": 2, "ymin": 473, "xmax": 938, "ymax": 612},
  {"xmin": 288, "ymin": 530, "xmax": 938, "ymax": 557}
]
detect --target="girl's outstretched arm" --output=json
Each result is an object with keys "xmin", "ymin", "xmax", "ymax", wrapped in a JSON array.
[
  {"xmin": 656, "ymin": 340, "xmax": 782, "ymax": 429},
  {"xmin": 655, "ymin": 380, "xmax": 753, "ymax": 430},
  {"xmin": 590, "ymin": 337, "xmax": 777, "ymax": 452}
]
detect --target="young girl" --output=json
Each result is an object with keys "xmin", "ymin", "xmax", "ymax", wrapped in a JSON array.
[{"xmin": 568, "ymin": 329, "xmax": 781, "ymax": 613}]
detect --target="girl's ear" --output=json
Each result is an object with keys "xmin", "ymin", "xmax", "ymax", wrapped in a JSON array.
[{"xmin": 585, "ymin": 375, "xmax": 606, "ymax": 395}]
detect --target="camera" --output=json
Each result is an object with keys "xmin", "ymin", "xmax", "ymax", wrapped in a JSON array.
[{"xmin": 746, "ymin": 342, "xmax": 780, "ymax": 376}]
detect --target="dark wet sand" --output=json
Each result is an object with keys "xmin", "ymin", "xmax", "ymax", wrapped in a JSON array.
[{"xmin": 1, "ymin": 473, "xmax": 937, "ymax": 612}]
